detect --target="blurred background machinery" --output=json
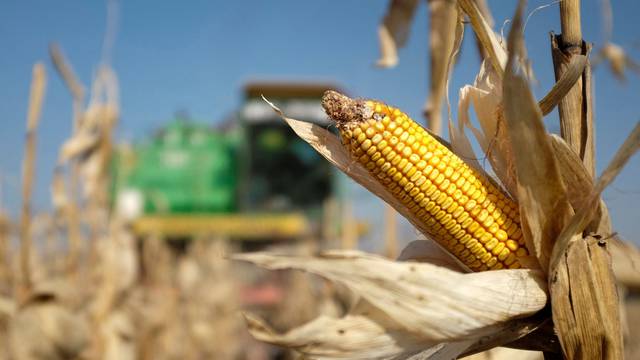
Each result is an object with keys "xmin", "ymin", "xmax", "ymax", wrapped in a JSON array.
[{"xmin": 111, "ymin": 82, "xmax": 351, "ymax": 244}]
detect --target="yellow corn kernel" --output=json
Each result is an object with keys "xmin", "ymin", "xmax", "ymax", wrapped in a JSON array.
[{"xmin": 322, "ymin": 91, "xmax": 529, "ymax": 271}]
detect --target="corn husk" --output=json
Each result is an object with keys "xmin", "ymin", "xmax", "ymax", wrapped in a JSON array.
[{"xmin": 236, "ymin": 250, "xmax": 547, "ymax": 359}]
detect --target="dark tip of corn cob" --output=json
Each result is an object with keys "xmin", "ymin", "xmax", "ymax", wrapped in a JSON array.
[{"xmin": 321, "ymin": 90, "xmax": 373, "ymax": 128}]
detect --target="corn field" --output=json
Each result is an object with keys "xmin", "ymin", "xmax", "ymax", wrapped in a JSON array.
[{"xmin": 1, "ymin": 0, "xmax": 639, "ymax": 359}]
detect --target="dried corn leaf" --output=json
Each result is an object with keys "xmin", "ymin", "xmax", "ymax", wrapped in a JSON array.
[
  {"xmin": 49, "ymin": 43, "xmax": 85, "ymax": 102},
  {"xmin": 376, "ymin": 0, "xmax": 420, "ymax": 68},
  {"xmin": 457, "ymin": 0, "xmax": 506, "ymax": 78},
  {"xmin": 59, "ymin": 132, "xmax": 100, "ymax": 163},
  {"xmin": 548, "ymin": 116, "xmax": 637, "ymax": 360},
  {"xmin": 548, "ymin": 134, "xmax": 613, "ymax": 233},
  {"xmin": 550, "ymin": 122, "xmax": 640, "ymax": 271},
  {"xmin": 424, "ymin": 0, "xmax": 459, "ymax": 134},
  {"xmin": 243, "ymin": 310, "xmax": 441, "ymax": 360},
  {"xmin": 551, "ymin": 236, "xmax": 623, "ymax": 359},
  {"xmin": 457, "ymin": 61, "xmax": 516, "ymax": 198},
  {"xmin": 538, "ymin": 55, "xmax": 587, "ymax": 116},
  {"xmin": 456, "ymin": 51, "xmax": 587, "ymax": 201},
  {"xmin": 502, "ymin": 3, "xmax": 572, "ymax": 273},
  {"xmin": 235, "ymin": 251, "xmax": 547, "ymax": 342}
]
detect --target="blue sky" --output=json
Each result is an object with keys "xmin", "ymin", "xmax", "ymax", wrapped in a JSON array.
[{"xmin": 0, "ymin": 0, "xmax": 638, "ymax": 244}]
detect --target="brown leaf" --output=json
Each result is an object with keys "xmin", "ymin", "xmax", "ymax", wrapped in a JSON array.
[
  {"xmin": 502, "ymin": 2, "xmax": 573, "ymax": 273},
  {"xmin": 424, "ymin": 0, "xmax": 459, "ymax": 134},
  {"xmin": 235, "ymin": 251, "xmax": 548, "ymax": 342},
  {"xmin": 550, "ymin": 237, "xmax": 624, "ymax": 359},
  {"xmin": 376, "ymin": 0, "xmax": 420, "ymax": 68}
]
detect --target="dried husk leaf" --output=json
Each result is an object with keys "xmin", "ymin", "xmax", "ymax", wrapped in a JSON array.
[
  {"xmin": 457, "ymin": 61, "xmax": 517, "ymax": 198},
  {"xmin": 59, "ymin": 132, "xmax": 100, "ymax": 163},
  {"xmin": 376, "ymin": 0, "xmax": 420, "ymax": 68},
  {"xmin": 445, "ymin": 12, "xmax": 483, "ymax": 171},
  {"xmin": 235, "ymin": 250, "xmax": 548, "ymax": 342},
  {"xmin": 457, "ymin": 0, "xmax": 506, "ymax": 77},
  {"xmin": 548, "ymin": 123, "xmax": 637, "ymax": 359},
  {"xmin": 243, "ymin": 307, "xmax": 445, "ymax": 360},
  {"xmin": 538, "ymin": 55, "xmax": 587, "ymax": 116},
  {"xmin": 551, "ymin": 236, "xmax": 624, "ymax": 359},
  {"xmin": 550, "ymin": 122, "xmax": 640, "ymax": 271},
  {"xmin": 548, "ymin": 134, "xmax": 612, "ymax": 233},
  {"xmin": 456, "ymin": 49, "xmax": 587, "ymax": 201},
  {"xmin": 502, "ymin": 2, "xmax": 573, "ymax": 273}
]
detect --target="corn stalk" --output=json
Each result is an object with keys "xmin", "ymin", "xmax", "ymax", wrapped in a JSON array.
[
  {"xmin": 548, "ymin": 1, "xmax": 624, "ymax": 358},
  {"xmin": 18, "ymin": 63, "xmax": 46, "ymax": 298}
]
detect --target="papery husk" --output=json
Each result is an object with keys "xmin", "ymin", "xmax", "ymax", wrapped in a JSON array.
[
  {"xmin": 376, "ymin": 0, "xmax": 420, "ymax": 68},
  {"xmin": 243, "ymin": 306, "xmax": 443, "ymax": 360},
  {"xmin": 501, "ymin": 2, "xmax": 573, "ymax": 274},
  {"xmin": 456, "ymin": 61, "xmax": 516, "ymax": 198},
  {"xmin": 236, "ymin": 251, "xmax": 547, "ymax": 344},
  {"xmin": 457, "ymin": 0, "xmax": 506, "ymax": 77},
  {"xmin": 548, "ymin": 123, "xmax": 638, "ymax": 358}
]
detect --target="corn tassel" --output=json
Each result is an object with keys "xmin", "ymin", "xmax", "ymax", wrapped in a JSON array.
[{"xmin": 322, "ymin": 91, "xmax": 529, "ymax": 271}]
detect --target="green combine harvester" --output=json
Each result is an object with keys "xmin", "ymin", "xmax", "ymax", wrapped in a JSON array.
[{"xmin": 112, "ymin": 82, "xmax": 345, "ymax": 241}]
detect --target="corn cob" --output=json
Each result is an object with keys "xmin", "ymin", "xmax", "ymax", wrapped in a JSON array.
[{"xmin": 321, "ymin": 91, "xmax": 529, "ymax": 271}]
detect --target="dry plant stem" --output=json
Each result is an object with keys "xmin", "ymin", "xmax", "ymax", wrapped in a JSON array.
[
  {"xmin": 0, "ymin": 216, "xmax": 9, "ymax": 290},
  {"xmin": 424, "ymin": 0, "xmax": 457, "ymax": 133},
  {"xmin": 554, "ymin": 0, "xmax": 594, "ymax": 176},
  {"xmin": 559, "ymin": 0, "xmax": 582, "ymax": 50},
  {"xmin": 550, "ymin": 122, "xmax": 640, "ymax": 271},
  {"xmin": 551, "ymin": 237, "xmax": 623, "ymax": 359},
  {"xmin": 502, "ymin": 1, "xmax": 572, "ymax": 273},
  {"xmin": 19, "ymin": 63, "xmax": 46, "ymax": 296},
  {"xmin": 49, "ymin": 44, "xmax": 86, "ymax": 274},
  {"xmin": 551, "ymin": 36, "xmax": 595, "ymax": 177},
  {"xmin": 548, "ymin": 122, "xmax": 638, "ymax": 359}
]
